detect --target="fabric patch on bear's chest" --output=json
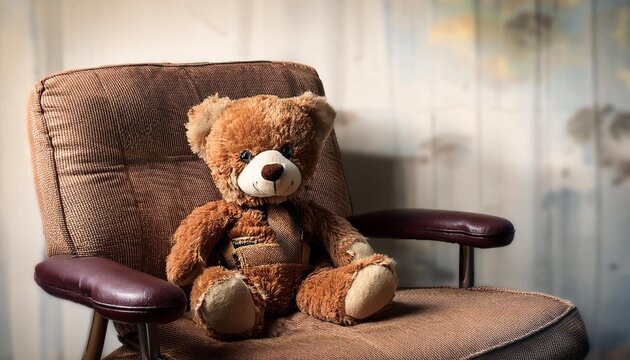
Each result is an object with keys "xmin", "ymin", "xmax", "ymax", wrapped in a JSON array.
[
  {"xmin": 227, "ymin": 208, "xmax": 275, "ymax": 247},
  {"xmin": 220, "ymin": 203, "xmax": 310, "ymax": 269}
]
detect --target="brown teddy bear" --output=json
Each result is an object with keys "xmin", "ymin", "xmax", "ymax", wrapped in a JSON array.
[{"xmin": 166, "ymin": 92, "xmax": 397, "ymax": 340}]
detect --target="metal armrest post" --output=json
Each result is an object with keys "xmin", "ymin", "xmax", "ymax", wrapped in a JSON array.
[
  {"xmin": 138, "ymin": 323, "xmax": 164, "ymax": 360},
  {"xmin": 82, "ymin": 311, "xmax": 108, "ymax": 360},
  {"xmin": 459, "ymin": 245, "xmax": 475, "ymax": 288}
]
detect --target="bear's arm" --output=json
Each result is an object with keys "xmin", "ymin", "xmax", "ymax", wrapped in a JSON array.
[
  {"xmin": 166, "ymin": 200, "xmax": 239, "ymax": 286},
  {"xmin": 298, "ymin": 200, "xmax": 375, "ymax": 267}
]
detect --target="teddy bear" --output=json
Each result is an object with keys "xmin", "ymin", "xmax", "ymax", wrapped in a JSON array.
[{"xmin": 165, "ymin": 91, "xmax": 398, "ymax": 340}]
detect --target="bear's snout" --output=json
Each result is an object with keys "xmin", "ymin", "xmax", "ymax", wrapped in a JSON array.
[
  {"xmin": 236, "ymin": 150, "xmax": 302, "ymax": 198},
  {"xmin": 261, "ymin": 164, "xmax": 284, "ymax": 182}
]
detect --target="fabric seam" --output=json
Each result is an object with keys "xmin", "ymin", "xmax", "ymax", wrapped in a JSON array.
[
  {"xmin": 396, "ymin": 287, "xmax": 578, "ymax": 359},
  {"xmin": 469, "ymin": 286, "xmax": 575, "ymax": 307},
  {"xmin": 39, "ymin": 61, "xmax": 318, "ymax": 84},
  {"xmin": 355, "ymin": 222, "xmax": 515, "ymax": 239},
  {"xmin": 463, "ymin": 287, "xmax": 576, "ymax": 359},
  {"xmin": 181, "ymin": 67, "xmax": 203, "ymax": 101},
  {"xmin": 92, "ymin": 71, "xmax": 145, "ymax": 271},
  {"xmin": 37, "ymin": 80, "xmax": 78, "ymax": 255},
  {"xmin": 329, "ymin": 132, "xmax": 354, "ymax": 217},
  {"xmin": 465, "ymin": 307, "xmax": 578, "ymax": 359},
  {"xmin": 399, "ymin": 227, "xmax": 513, "ymax": 240}
]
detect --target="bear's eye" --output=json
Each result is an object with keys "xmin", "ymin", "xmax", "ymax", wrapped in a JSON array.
[
  {"xmin": 280, "ymin": 144, "xmax": 293, "ymax": 159},
  {"xmin": 240, "ymin": 149, "xmax": 252, "ymax": 163}
]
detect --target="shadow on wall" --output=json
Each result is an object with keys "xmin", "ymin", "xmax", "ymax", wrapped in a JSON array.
[
  {"xmin": 567, "ymin": 104, "xmax": 630, "ymax": 185},
  {"xmin": 340, "ymin": 152, "xmax": 398, "ymax": 214},
  {"xmin": 340, "ymin": 152, "xmax": 454, "ymax": 287}
]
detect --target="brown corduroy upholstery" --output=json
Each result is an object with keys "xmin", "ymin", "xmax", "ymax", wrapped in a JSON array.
[
  {"xmin": 104, "ymin": 288, "xmax": 588, "ymax": 360},
  {"xmin": 28, "ymin": 62, "xmax": 588, "ymax": 359}
]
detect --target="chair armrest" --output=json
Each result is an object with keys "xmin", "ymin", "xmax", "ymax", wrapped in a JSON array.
[
  {"xmin": 34, "ymin": 255, "xmax": 186, "ymax": 324},
  {"xmin": 347, "ymin": 209, "xmax": 515, "ymax": 248}
]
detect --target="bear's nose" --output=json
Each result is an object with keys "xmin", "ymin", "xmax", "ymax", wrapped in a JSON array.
[{"xmin": 261, "ymin": 163, "xmax": 284, "ymax": 182}]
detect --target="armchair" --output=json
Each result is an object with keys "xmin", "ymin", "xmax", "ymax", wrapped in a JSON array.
[{"xmin": 28, "ymin": 61, "xmax": 588, "ymax": 359}]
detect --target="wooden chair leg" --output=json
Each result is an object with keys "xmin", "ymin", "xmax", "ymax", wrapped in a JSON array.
[
  {"xmin": 137, "ymin": 323, "xmax": 164, "ymax": 360},
  {"xmin": 459, "ymin": 245, "xmax": 475, "ymax": 288},
  {"xmin": 82, "ymin": 311, "xmax": 108, "ymax": 360}
]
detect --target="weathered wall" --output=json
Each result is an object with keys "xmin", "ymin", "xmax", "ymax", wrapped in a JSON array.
[{"xmin": 1, "ymin": 0, "xmax": 628, "ymax": 358}]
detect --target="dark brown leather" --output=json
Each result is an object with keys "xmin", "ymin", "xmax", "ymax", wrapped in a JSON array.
[
  {"xmin": 348, "ymin": 209, "xmax": 515, "ymax": 248},
  {"xmin": 34, "ymin": 255, "xmax": 186, "ymax": 323}
]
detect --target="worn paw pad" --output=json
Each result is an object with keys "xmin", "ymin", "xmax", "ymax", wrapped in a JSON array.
[
  {"xmin": 200, "ymin": 277, "xmax": 257, "ymax": 334},
  {"xmin": 344, "ymin": 265, "xmax": 397, "ymax": 320}
]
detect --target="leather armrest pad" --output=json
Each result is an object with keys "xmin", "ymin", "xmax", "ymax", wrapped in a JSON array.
[
  {"xmin": 348, "ymin": 209, "xmax": 515, "ymax": 248},
  {"xmin": 34, "ymin": 255, "xmax": 186, "ymax": 323}
]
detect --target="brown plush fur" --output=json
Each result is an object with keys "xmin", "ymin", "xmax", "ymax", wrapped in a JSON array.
[
  {"xmin": 244, "ymin": 263, "xmax": 313, "ymax": 316},
  {"xmin": 166, "ymin": 92, "xmax": 396, "ymax": 340},
  {"xmin": 298, "ymin": 200, "xmax": 371, "ymax": 266},
  {"xmin": 166, "ymin": 200, "xmax": 240, "ymax": 286},
  {"xmin": 296, "ymin": 254, "xmax": 396, "ymax": 325},
  {"xmin": 227, "ymin": 208, "xmax": 276, "ymax": 245}
]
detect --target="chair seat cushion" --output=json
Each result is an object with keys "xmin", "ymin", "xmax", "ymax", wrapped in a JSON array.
[{"xmin": 105, "ymin": 287, "xmax": 588, "ymax": 360}]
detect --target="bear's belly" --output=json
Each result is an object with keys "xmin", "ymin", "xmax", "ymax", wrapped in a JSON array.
[
  {"xmin": 216, "ymin": 203, "xmax": 312, "ymax": 315},
  {"xmin": 243, "ymin": 262, "xmax": 313, "ymax": 316},
  {"xmin": 218, "ymin": 240, "xmax": 313, "ymax": 316}
]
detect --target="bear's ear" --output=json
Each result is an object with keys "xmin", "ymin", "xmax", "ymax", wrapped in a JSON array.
[
  {"xmin": 186, "ymin": 94, "xmax": 232, "ymax": 159},
  {"xmin": 291, "ymin": 91, "xmax": 336, "ymax": 140}
]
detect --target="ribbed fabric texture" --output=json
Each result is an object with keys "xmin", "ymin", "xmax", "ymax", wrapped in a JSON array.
[
  {"xmin": 27, "ymin": 62, "xmax": 352, "ymax": 279},
  {"xmin": 104, "ymin": 287, "xmax": 589, "ymax": 360},
  {"xmin": 265, "ymin": 204, "xmax": 305, "ymax": 264}
]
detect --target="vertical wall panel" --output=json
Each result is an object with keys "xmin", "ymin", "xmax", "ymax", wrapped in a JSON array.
[
  {"xmin": 474, "ymin": 0, "xmax": 539, "ymax": 288},
  {"xmin": 594, "ymin": 0, "xmax": 630, "ymax": 356},
  {"xmin": 424, "ymin": 0, "xmax": 481, "ymax": 286},
  {"xmin": 537, "ymin": 0, "xmax": 601, "ymax": 353},
  {"xmin": 363, "ymin": 0, "xmax": 439, "ymax": 286}
]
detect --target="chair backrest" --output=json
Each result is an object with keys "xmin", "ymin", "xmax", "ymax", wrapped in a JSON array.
[{"xmin": 27, "ymin": 62, "xmax": 352, "ymax": 279}]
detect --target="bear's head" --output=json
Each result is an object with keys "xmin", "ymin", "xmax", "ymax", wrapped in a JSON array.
[{"xmin": 186, "ymin": 92, "xmax": 335, "ymax": 207}]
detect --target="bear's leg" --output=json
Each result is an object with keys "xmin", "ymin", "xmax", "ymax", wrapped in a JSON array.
[
  {"xmin": 296, "ymin": 254, "xmax": 397, "ymax": 325},
  {"xmin": 190, "ymin": 266, "xmax": 265, "ymax": 340}
]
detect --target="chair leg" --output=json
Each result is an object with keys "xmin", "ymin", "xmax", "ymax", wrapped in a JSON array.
[
  {"xmin": 137, "ymin": 323, "xmax": 164, "ymax": 360},
  {"xmin": 459, "ymin": 245, "xmax": 475, "ymax": 288},
  {"xmin": 82, "ymin": 311, "xmax": 108, "ymax": 360}
]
